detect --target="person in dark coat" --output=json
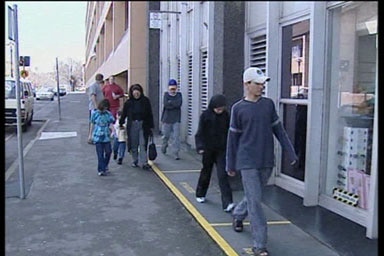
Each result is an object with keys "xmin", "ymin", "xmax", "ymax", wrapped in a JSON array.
[
  {"xmin": 119, "ymin": 84, "xmax": 154, "ymax": 170},
  {"xmin": 195, "ymin": 94, "xmax": 235, "ymax": 212}
]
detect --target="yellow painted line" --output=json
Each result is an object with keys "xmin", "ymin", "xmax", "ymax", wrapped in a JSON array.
[
  {"xmin": 162, "ymin": 169, "xmax": 201, "ymax": 173},
  {"xmin": 211, "ymin": 220, "xmax": 291, "ymax": 227},
  {"xmin": 150, "ymin": 162, "xmax": 239, "ymax": 256}
]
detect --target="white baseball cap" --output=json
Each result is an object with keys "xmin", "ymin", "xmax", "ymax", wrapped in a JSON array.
[{"xmin": 243, "ymin": 67, "xmax": 270, "ymax": 83}]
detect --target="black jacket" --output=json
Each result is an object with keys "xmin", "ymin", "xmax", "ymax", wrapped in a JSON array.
[{"xmin": 195, "ymin": 94, "xmax": 229, "ymax": 152}]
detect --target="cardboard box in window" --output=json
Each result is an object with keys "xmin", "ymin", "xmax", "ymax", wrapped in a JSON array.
[{"xmin": 347, "ymin": 168, "xmax": 370, "ymax": 209}]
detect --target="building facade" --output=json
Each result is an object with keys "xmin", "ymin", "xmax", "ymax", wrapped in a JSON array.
[
  {"xmin": 84, "ymin": 1, "xmax": 161, "ymax": 130},
  {"xmin": 85, "ymin": 1, "xmax": 378, "ymax": 239}
]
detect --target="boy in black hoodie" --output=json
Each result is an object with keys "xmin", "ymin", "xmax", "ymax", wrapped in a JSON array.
[{"xmin": 195, "ymin": 94, "xmax": 235, "ymax": 212}]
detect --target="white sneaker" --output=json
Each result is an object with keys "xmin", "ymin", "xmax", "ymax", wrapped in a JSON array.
[
  {"xmin": 196, "ymin": 197, "xmax": 205, "ymax": 203},
  {"xmin": 224, "ymin": 203, "xmax": 236, "ymax": 212}
]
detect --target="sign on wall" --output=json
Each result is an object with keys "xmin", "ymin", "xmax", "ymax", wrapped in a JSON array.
[{"xmin": 149, "ymin": 12, "xmax": 161, "ymax": 29}]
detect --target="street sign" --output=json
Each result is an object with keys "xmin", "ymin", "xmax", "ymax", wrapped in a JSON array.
[
  {"xmin": 149, "ymin": 12, "xmax": 161, "ymax": 29},
  {"xmin": 8, "ymin": 5, "xmax": 15, "ymax": 41},
  {"xmin": 149, "ymin": 10, "xmax": 181, "ymax": 29},
  {"xmin": 19, "ymin": 56, "xmax": 31, "ymax": 66}
]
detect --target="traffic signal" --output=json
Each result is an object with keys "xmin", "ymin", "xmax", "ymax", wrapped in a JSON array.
[{"xmin": 19, "ymin": 56, "xmax": 30, "ymax": 66}]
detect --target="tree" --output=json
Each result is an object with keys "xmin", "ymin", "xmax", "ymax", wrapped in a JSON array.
[
  {"xmin": 56, "ymin": 58, "xmax": 83, "ymax": 91},
  {"xmin": 27, "ymin": 58, "xmax": 83, "ymax": 91}
]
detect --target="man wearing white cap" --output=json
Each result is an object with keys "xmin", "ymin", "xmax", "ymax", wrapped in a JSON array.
[{"xmin": 226, "ymin": 67, "xmax": 298, "ymax": 256}]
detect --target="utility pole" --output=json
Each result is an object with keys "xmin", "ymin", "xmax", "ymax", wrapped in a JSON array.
[
  {"xmin": 9, "ymin": 4, "xmax": 26, "ymax": 199},
  {"xmin": 56, "ymin": 57, "xmax": 62, "ymax": 120}
]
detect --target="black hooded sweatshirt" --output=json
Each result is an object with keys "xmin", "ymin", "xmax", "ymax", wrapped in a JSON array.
[{"xmin": 195, "ymin": 94, "xmax": 230, "ymax": 152}]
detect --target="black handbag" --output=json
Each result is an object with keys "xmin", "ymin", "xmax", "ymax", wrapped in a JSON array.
[{"xmin": 147, "ymin": 135, "xmax": 157, "ymax": 161}]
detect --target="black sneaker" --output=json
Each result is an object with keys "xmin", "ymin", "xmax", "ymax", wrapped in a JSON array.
[
  {"xmin": 117, "ymin": 158, "xmax": 122, "ymax": 165},
  {"xmin": 142, "ymin": 163, "xmax": 152, "ymax": 170},
  {"xmin": 131, "ymin": 162, "xmax": 139, "ymax": 168},
  {"xmin": 161, "ymin": 144, "xmax": 167, "ymax": 154},
  {"xmin": 113, "ymin": 153, "xmax": 117, "ymax": 160},
  {"xmin": 232, "ymin": 218, "xmax": 243, "ymax": 232}
]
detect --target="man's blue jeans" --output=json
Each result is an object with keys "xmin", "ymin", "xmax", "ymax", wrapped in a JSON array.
[
  {"xmin": 232, "ymin": 168, "xmax": 272, "ymax": 250},
  {"xmin": 161, "ymin": 122, "xmax": 180, "ymax": 157}
]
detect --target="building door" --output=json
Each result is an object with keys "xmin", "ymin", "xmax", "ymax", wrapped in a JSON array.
[{"xmin": 278, "ymin": 20, "xmax": 310, "ymax": 183}]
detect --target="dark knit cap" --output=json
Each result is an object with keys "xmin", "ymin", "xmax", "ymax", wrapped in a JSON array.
[{"xmin": 168, "ymin": 79, "xmax": 177, "ymax": 86}]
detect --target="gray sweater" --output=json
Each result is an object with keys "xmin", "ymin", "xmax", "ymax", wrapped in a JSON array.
[
  {"xmin": 161, "ymin": 92, "xmax": 182, "ymax": 124},
  {"xmin": 226, "ymin": 97, "xmax": 298, "ymax": 172}
]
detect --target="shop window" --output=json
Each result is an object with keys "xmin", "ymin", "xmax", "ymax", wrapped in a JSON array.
[{"xmin": 325, "ymin": 2, "xmax": 377, "ymax": 210}]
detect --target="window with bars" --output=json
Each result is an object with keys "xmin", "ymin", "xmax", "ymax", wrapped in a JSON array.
[
  {"xmin": 250, "ymin": 35, "xmax": 267, "ymax": 72},
  {"xmin": 187, "ymin": 54, "xmax": 193, "ymax": 136},
  {"xmin": 200, "ymin": 50, "xmax": 208, "ymax": 112}
]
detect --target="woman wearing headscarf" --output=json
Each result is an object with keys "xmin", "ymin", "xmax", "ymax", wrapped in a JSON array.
[{"xmin": 119, "ymin": 84, "xmax": 154, "ymax": 170}]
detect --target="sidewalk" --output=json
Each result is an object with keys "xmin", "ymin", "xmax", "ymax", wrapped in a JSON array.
[{"xmin": 5, "ymin": 92, "xmax": 377, "ymax": 256}]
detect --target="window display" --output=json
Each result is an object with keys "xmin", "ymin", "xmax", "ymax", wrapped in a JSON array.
[{"xmin": 325, "ymin": 2, "xmax": 377, "ymax": 210}]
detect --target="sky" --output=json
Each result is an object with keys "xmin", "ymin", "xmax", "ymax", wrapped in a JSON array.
[{"xmin": 5, "ymin": 1, "xmax": 87, "ymax": 73}]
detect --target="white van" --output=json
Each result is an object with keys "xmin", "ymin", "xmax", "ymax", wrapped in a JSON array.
[{"xmin": 5, "ymin": 77, "xmax": 35, "ymax": 132}]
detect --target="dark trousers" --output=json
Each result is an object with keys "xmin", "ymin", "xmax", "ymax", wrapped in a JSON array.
[{"xmin": 195, "ymin": 149, "xmax": 233, "ymax": 209}]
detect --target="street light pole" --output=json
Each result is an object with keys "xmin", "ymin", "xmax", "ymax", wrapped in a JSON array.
[{"xmin": 11, "ymin": 4, "xmax": 26, "ymax": 199}]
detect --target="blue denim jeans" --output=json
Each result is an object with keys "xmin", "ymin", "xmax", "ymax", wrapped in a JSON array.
[
  {"xmin": 161, "ymin": 122, "xmax": 180, "ymax": 157},
  {"xmin": 113, "ymin": 137, "xmax": 126, "ymax": 159},
  {"xmin": 232, "ymin": 168, "xmax": 272, "ymax": 250},
  {"xmin": 95, "ymin": 142, "xmax": 112, "ymax": 173}
]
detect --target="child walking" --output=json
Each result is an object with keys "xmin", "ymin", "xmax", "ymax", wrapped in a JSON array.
[
  {"xmin": 195, "ymin": 94, "xmax": 235, "ymax": 212},
  {"xmin": 113, "ymin": 110, "xmax": 127, "ymax": 165},
  {"xmin": 88, "ymin": 99, "xmax": 115, "ymax": 176}
]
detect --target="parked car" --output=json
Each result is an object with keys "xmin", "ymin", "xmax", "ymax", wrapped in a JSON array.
[
  {"xmin": 36, "ymin": 87, "xmax": 55, "ymax": 101},
  {"xmin": 53, "ymin": 86, "xmax": 67, "ymax": 96},
  {"xmin": 5, "ymin": 77, "xmax": 35, "ymax": 132}
]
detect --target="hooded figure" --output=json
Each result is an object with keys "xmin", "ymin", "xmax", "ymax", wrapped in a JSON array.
[
  {"xmin": 195, "ymin": 94, "xmax": 229, "ymax": 152},
  {"xmin": 194, "ymin": 94, "xmax": 234, "ymax": 211},
  {"xmin": 119, "ymin": 84, "xmax": 154, "ymax": 169}
]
